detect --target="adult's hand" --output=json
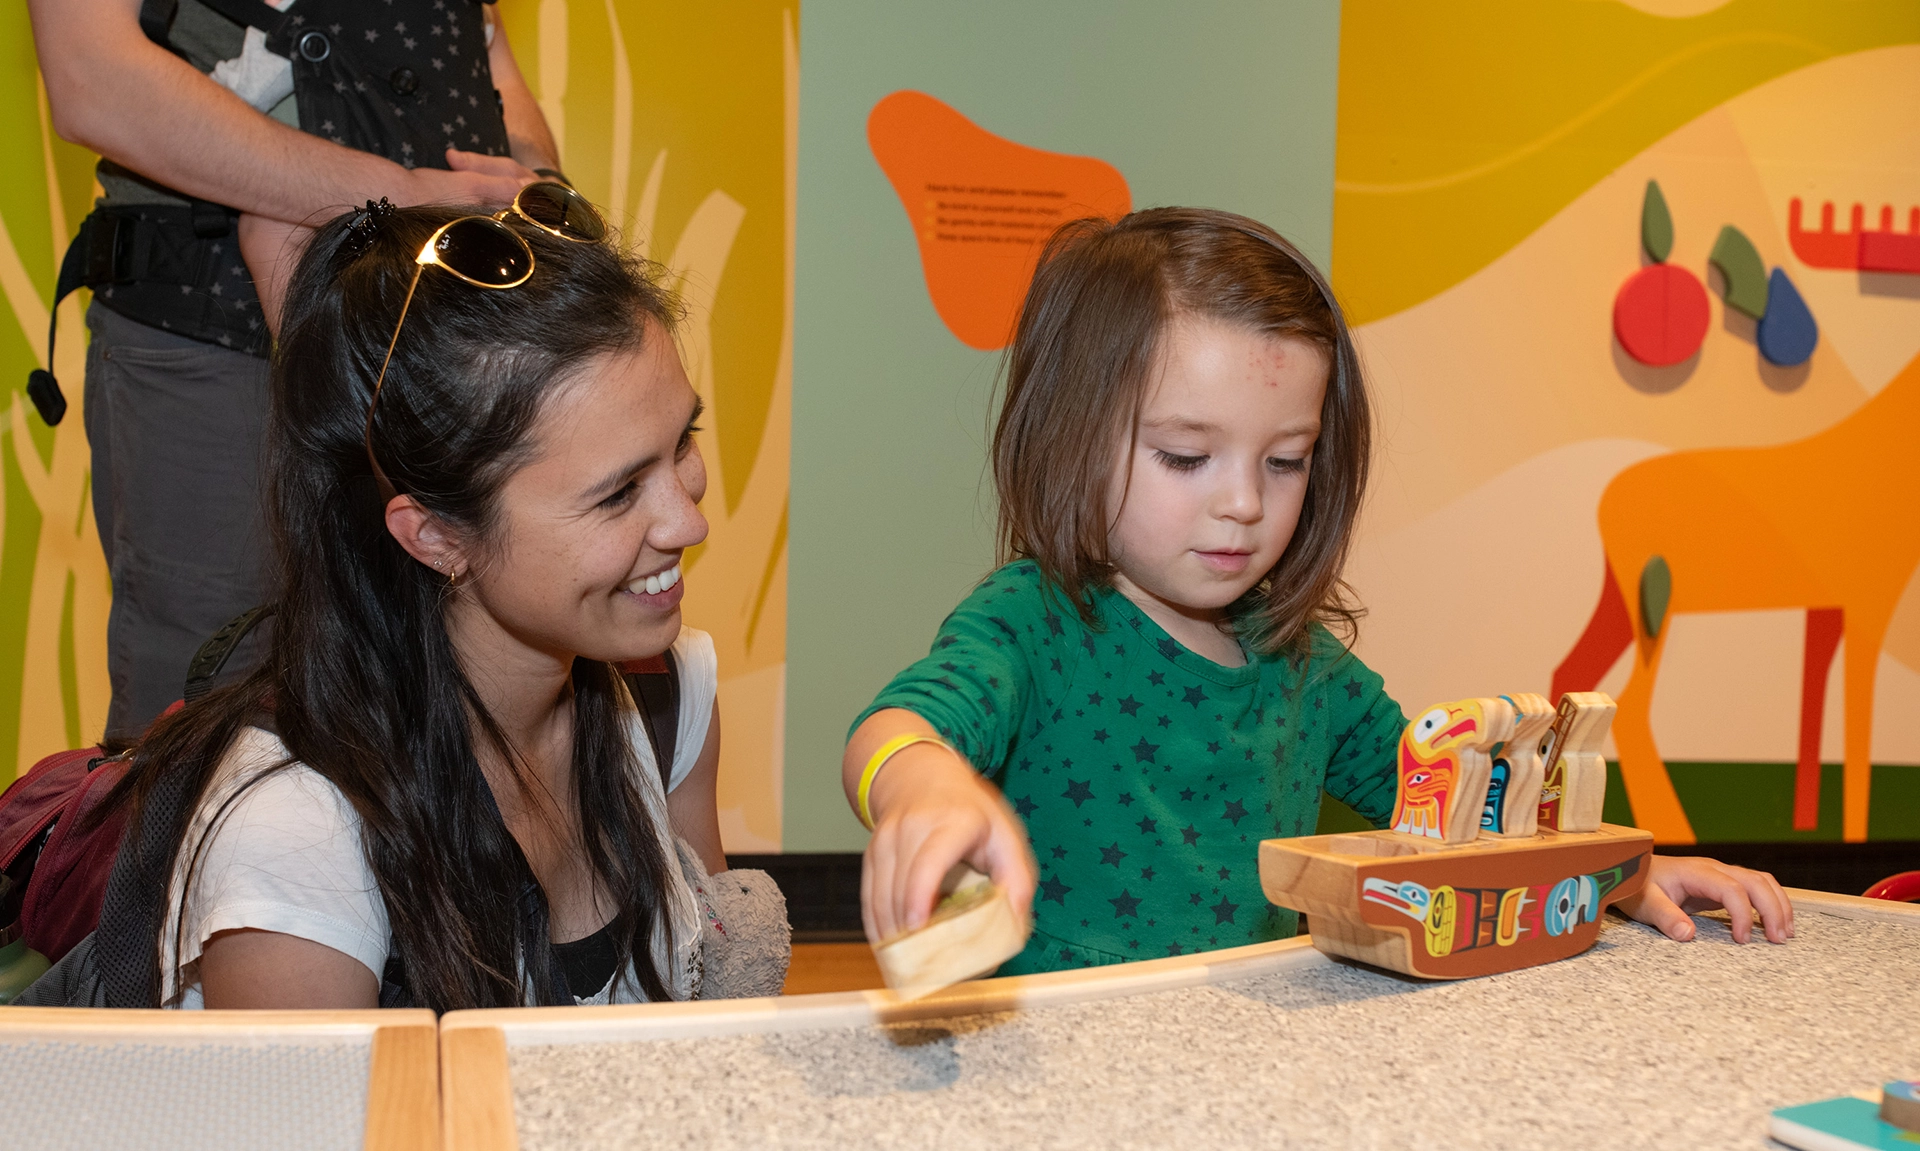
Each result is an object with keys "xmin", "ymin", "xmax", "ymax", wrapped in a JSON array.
[
  {"xmin": 413, "ymin": 148, "xmax": 542, "ymax": 209},
  {"xmin": 243, "ymin": 150, "xmax": 540, "ymax": 336}
]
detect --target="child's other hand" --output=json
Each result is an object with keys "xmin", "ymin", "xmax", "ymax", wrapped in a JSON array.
[
  {"xmin": 1616, "ymin": 855, "xmax": 1795, "ymax": 944},
  {"xmin": 846, "ymin": 711, "xmax": 1038, "ymax": 944}
]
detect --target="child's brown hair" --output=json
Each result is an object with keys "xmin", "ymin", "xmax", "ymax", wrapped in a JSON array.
[{"xmin": 991, "ymin": 206, "xmax": 1369, "ymax": 655}]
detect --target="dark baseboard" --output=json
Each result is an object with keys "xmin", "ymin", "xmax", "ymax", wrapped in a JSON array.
[
  {"xmin": 729, "ymin": 853, "xmax": 866, "ymax": 942},
  {"xmin": 1654, "ymin": 840, "xmax": 1920, "ymax": 898},
  {"xmin": 732, "ymin": 842, "xmax": 1920, "ymax": 943}
]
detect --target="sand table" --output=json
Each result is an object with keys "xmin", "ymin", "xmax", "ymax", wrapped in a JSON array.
[
  {"xmin": 7, "ymin": 1039, "xmax": 370, "ymax": 1151},
  {"xmin": 509, "ymin": 910, "xmax": 1919, "ymax": 1150}
]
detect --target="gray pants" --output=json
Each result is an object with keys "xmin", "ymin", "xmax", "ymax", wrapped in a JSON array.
[{"xmin": 83, "ymin": 302, "xmax": 270, "ymax": 744}]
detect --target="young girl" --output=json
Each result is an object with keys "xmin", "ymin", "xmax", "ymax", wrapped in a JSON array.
[
  {"xmin": 27, "ymin": 190, "xmax": 787, "ymax": 1010},
  {"xmin": 846, "ymin": 207, "xmax": 1791, "ymax": 974}
]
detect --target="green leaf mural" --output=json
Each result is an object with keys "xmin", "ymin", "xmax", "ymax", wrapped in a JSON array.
[
  {"xmin": 1641, "ymin": 179, "xmax": 1673, "ymax": 264},
  {"xmin": 1708, "ymin": 223, "xmax": 1769, "ymax": 318}
]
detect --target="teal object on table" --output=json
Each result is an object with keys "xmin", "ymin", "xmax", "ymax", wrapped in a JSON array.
[{"xmin": 1770, "ymin": 1097, "xmax": 1920, "ymax": 1151}]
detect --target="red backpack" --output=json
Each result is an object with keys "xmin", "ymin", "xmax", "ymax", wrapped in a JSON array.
[
  {"xmin": 0, "ymin": 607, "xmax": 269, "ymax": 999},
  {"xmin": 0, "ymin": 748, "xmax": 130, "ymax": 973}
]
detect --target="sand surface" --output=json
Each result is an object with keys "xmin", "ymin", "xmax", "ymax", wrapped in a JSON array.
[{"xmin": 511, "ymin": 910, "xmax": 1918, "ymax": 1150}]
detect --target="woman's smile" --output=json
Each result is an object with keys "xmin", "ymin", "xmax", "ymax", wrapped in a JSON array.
[{"xmin": 624, "ymin": 560, "xmax": 685, "ymax": 606}]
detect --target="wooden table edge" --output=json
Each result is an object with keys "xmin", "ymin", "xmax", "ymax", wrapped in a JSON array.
[
  {"xmin": 438, "ymin": 935, "xmax": 1328, "ymax": 1046},
  {"xmin": 0, "ymin": 1008, "xmax": 443, "ymax": 1151},
  {"xmin": 1785, "ymin": 886, "xmax": 1920, "ymax": 924}
]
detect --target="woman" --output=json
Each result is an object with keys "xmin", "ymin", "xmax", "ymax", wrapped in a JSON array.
[{"xmin": 43, "ymin": 189, "xmax": 787, "ymax": 1010}]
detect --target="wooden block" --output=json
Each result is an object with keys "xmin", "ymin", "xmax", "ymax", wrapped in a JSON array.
[
  {"xmin": 1390, "ymin": 697, "xmax": 1517, "ymax": 845},
  {"xmin": 872, "ymin": 865, "xmax": 1029, "ymax": 1001},
  {"xmin": 1482, "ymin": 693, "xmax": 1554, "ymax": 838},
  {"xmin": 1537, "ymin": 693, "xmax": 1617, "ymax": 833},
  {"xmin": 1260, "ymin": 824, "xmax": 1654, "ymax": 979},
  {"xmin": 1882, "ymin": 1080, "xmax": 1920, "ymax": 1132}
]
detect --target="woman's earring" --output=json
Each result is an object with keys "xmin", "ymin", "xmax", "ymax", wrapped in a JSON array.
[{"xmin": 433, "ymin": 559, "xmax": 443, "ymax": 569}]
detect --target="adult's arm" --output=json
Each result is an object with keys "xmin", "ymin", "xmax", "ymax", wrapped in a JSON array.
[
  {"xmin": 29, "ymin": 0, "xmax": 537, "ymax": 225},
  {"xmin": 199, "ymin": 928, "xmax": 381, "ymax": 1009},
  {"xmin": 485, "ymin": 5, "xmax": 561, "ymax": 174},
  {"xmin": 666, "ymin": 708, "xmax": 727, "ymax": 875}
]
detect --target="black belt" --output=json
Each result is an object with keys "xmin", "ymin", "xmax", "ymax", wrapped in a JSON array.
[{"xmin": 28, "ymin": 200, "xmax": 267, "ymax": 427}]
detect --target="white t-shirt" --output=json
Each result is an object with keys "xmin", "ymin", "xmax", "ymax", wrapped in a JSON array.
[{"xmin": 159, "ymin": 628, "xmax": 718, "ymax": 1008}]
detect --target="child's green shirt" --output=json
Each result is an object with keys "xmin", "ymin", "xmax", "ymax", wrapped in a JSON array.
[{"xmin": 858, "ymin": 560, "xmax": 1407, "ymax": 974}]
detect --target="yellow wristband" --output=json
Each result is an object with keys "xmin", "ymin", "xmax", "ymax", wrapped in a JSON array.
[{"xmin": 857, "ymin": 733, "xmax": 949, "ymax": 831}]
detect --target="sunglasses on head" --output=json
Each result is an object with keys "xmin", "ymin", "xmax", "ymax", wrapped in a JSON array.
[{"xmin": 363, "ymin": 181, "xmax": 608, "ymax": 499}]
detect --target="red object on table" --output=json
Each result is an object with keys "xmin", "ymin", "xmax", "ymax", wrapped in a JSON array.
[{"xmin": 1862, "ymin": 871, "xmax": 1920, "ymax": 902}]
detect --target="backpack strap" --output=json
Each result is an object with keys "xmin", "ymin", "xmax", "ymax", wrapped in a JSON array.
[
  {"xmin": 184, "ymin": 605, "xmax": 275, "ymax": 702},
  {"xmin": 622, "ymin": 651, "xmax": 681, "ymax": 795}
]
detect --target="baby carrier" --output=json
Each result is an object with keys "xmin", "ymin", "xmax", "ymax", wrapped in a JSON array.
[{"xmin": 27, "ymin": 0, "xmax": 511, "ymax": 425}]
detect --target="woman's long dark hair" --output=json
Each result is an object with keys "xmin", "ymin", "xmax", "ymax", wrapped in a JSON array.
[{"xmin": 102, "ymin": 203, "xmax": 686, "ymax": 1010}]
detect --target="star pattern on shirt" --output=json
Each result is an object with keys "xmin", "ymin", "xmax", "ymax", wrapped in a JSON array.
[{"xmin": 868, "ymin": 560, "xmax": 1398, "ymax": 970}]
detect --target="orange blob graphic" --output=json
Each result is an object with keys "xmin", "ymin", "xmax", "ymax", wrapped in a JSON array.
[{"xmin": 867, "ymin": 90, "xmax": 1132, "ymax": 350}]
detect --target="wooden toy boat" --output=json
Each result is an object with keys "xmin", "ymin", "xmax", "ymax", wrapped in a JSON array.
[
  {"xmin": 1259, "ymin": 823, "xmax": 1653, "ymax": 979},
  {"xmin": 1259, "ymin": 690, "xmax": 1653, "ymax": 979}
]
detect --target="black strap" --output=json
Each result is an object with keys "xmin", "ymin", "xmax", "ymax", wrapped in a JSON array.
[
  {"xmin": 184, "ymin": 605, "xmax": 276, "ymax": 702},
  {"xmin": 28, "ymin": 199, "xmax": 252, "ymax": 427},
  {"xmin": 626, "ymin": 650, "xmax": 680, "ymax": 794},
  {"xmin": 24, "ymin": 216, "xmax": 95, "ymax": 426}
]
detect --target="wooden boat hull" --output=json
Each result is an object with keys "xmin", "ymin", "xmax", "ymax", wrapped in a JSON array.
[{"xmin": 1259, "ymin": 824, "xmax": 1654, "ymax": 979}]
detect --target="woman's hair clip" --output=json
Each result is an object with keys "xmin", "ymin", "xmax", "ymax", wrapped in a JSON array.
[{"xmin": 341, "ymin": 198, "xmax": 397, "ymax": 260}]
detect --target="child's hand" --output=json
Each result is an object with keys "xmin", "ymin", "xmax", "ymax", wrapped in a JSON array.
[
  {"xmin": 846, "ymin": 711, "xmax": 1038, "ymax": 944},
  {"xmin": 1615, "ymin": 855, "xmax": 1795, "ymax": 944}
]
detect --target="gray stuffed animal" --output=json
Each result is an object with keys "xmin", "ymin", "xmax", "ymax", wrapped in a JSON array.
[{"xmin": 675, "ymin": 839, "xmax": 792, "ymax": 1000}]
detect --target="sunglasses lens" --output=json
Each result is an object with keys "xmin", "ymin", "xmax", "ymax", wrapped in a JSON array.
[
  {"xmin": 434, "ymin": 218, "xmax": 534, "ymax": 286},
  {"xmin": 516, "ymin": 182, "xmax": 607, "ymax": 243}
]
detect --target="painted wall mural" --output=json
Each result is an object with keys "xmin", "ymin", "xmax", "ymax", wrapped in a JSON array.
[
  {"xmin": 503, "ymin": 0, "xmax": 799, "ymax": 853},
  {"xmin": 0, "ymin": 3, "xmax": 796, "ymax": 856},
  {"xmin": 0, "ymin": 6, "xmax": 113, "ymax": 790},
  {"xmin": 4, "ymin": 2, "xmax": 1917, "ymax": 853},
  {"xmin": 1336, "ymin": 4, "xmax": 1920, "ymax": 844},
  {"xmin": 785, "ymin": 1, "xmax": 1344, "ymax": 851}
]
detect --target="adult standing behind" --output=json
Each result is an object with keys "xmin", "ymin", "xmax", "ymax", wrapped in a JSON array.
[{"xmin": 29, "ymin": 0, "xmax": 559, "ymax": 748}]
